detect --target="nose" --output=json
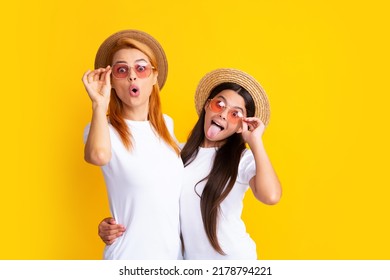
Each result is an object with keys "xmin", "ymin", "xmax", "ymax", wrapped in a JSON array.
[
  {"xmin": 127, "ymin": 67, "xmax": 137, "ymax": 81},
  {"xmin": 219, "ymin": 108, "xmax": 228, "ymax": 120}
]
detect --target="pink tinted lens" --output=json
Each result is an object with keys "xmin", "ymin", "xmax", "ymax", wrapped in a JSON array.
[
  {"xmin": 209, "ymin": 99, "xmax": 224, "ymax": 113},
  {"xmin": 133, "ymin": 64, "xmax": 152, "ymax": 78},
  {"xmin": 227, "ymin": 110, "xmax": 243, "ymax": 124},
  {"xmin": 112, "ymin": 64, "xmax": 129, "ymax": 78}
]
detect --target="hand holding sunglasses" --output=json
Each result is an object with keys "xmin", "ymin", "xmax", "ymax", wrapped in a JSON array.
[
  {"xmin": 241, "ymin": 117, "xmax": 265, "ymax": 144},
  {"xmin": 82, "ymin": 66, "xmax": 112, "ymax": 109}
]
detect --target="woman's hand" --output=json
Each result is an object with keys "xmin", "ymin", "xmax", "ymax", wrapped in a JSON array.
[
  {"xmin": 82, "ymin": 66, "xmax": 112, "ymax": 111},
  {"xmin": 98, "ymin": 217, "xmax": 125, "ymax": 245}
]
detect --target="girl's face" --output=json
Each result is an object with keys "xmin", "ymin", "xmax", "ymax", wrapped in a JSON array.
[
  {"xmin": 202, "ymin": 89, "xmax": 246, "ymax": 147},
  {"xmin": 111, "ymin": 48, "xmax": 158, "ymax": 118}
]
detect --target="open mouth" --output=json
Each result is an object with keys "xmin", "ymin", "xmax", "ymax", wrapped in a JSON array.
[
  {"xmin": 206, "ymin": 120, "xmax": 224, "ymax": 138},
  {"xmin": 129, "ymin": 85, "xmax": 140, "ymax": 96},
  {"xmin": 211, "ymin": 120, "xmax": 224, "ymax": 131}
]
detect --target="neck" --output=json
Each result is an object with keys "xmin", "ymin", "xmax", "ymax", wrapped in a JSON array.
[
  {"xmin": 201, "ymin": 139, "xmax": 226, "ymax": 148},
  {"xmin": 122, "ymin": 104, "xmax": 149, "ymax": 121}
]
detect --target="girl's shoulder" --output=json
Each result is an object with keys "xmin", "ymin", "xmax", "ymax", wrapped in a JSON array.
[
  {"xmin": 237, "ymin": 148, "xmax": 256, "ymax": 184},
  {"xmin": 241, "ymin": 148, "xmax": 254, "ymax": 160}
]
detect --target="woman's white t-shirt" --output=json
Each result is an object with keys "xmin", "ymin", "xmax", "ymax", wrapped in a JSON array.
[{"xmin": 84, "ymin": 115, "xmax": 184, "ymax": 259}]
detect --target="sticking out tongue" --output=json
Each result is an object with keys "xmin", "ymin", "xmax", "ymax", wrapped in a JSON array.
[{"xmin": 206, "ymin": 124, "xmax": 222, "ymax": 138}]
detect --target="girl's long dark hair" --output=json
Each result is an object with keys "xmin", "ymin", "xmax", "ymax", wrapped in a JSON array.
[{"xmin": 181, "ymin": 82, "xmax": 255, "ymax": 255}]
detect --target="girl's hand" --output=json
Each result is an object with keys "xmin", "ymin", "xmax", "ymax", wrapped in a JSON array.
[
  {"xmin": 98, "ymin": 217, "xmax": 125, "ymax": 245},
  {"xmin": 241, "ymin": 117, "xmax": 265, "ymax": 146},
  {"xmin": 82, "ymin": 66, "xmax": 112, "ymax": 110}
]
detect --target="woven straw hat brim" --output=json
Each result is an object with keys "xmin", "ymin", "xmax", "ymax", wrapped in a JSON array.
[
  {"xmin": 195, "ymin": 68, "xmax": 270, "ymax": 126},
  {"xmin": 94, "ymin": 30, "xmax": 168, "ymax": 89}
]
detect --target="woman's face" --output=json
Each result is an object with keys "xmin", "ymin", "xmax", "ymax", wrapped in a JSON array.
[
  {"xmin": 202, "ymin": 89, "xmax": 246, "ymax": 147},
  {"xmin": 111, "ymin": 48, "xmax": 158, "ymax": 118}
]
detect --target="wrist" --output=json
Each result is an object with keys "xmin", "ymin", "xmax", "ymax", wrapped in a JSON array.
[
  {"xmin": 92, "ymin": 102, "xmax": 108, "ymax": 113},
  {"xmin": 248, "ymin": 139, "xmax": 265, "ymax": 153}
]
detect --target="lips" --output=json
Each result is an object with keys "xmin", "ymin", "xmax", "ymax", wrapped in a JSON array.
[{"xmin": 129, "ymin": 85, "xmax": 140, "ymax": 97}]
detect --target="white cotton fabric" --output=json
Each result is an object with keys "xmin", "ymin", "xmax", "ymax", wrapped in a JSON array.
[
  {"xmin": 180, "ymin": 147, "xmax": 257, "ymax": 259},
  {"xmin": 84, "ymin": 115, "xmax": 184, "ymax": 259}
]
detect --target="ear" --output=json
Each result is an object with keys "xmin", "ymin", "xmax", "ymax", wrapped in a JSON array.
[
  {"xmin": 152, "ymin": 71, "xmax": 158, "ymax": 86},
  {"xmin": 236, "ymin": 127, "xmax": 243, "ymax": 134},
  {"xmin": 203, "ymin": 99, "xmax": 210, "ymax": 110}
]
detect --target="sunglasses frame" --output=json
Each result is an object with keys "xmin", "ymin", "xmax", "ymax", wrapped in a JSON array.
[{"xmin": 207, "ymin": 98, "xmax": 245, "ymax": 124}]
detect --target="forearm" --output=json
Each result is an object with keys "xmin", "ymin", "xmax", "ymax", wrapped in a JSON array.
[
  {"xmin": 250, "ymin": 142, "xmax": 282, "ymax": 205},
  {"xmin": 84, "ymin": 103, "xmax": 111, "ymax": 166}
]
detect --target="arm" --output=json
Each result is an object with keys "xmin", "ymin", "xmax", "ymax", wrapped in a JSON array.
[
  {"xmin": 82, "ymin": 66, "xmax": 112, "ymax": 166},
  {"xmin": 241, "ymin": 117, "xmax": 282, "ymax": 205},
  {"xmin": 98, "ymin": 217, "xmax": 126, "ymax": 245}
]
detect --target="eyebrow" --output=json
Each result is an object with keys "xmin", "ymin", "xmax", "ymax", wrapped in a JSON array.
[
  {"xmin": 113, "ymin": 58, "xmax": 149, "ymax": 64},
  {"xmin": 216, "ymin": 95, "xmax": 245, "ymax": 113}
]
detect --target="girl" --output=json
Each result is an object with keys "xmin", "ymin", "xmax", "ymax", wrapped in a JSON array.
[
  {"xmin": 83, "ymin": 30, "xmax": 184, "ymax": 260},
  {"xmin": 98, "ymin": 68, "xmax": 281, "ymax": 259},
  {"xmin": 180, "ymin": 68, "xmax": 281, "ymax": 259}
]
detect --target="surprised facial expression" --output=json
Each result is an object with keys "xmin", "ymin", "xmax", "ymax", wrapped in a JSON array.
[{"xmin": 111, "ymin": 48, "xmax": 158, "ymax": 115}]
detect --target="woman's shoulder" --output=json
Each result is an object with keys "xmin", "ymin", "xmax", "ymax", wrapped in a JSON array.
[
  {"xmin": 162, "ymin": 114, "xmax": 178, "ymax": 139},
  {"xmin": 162, "ymin": 114, "xmax": 173, "ymax": 123}
]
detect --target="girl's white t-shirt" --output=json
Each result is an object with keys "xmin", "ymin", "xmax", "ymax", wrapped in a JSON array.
[{"xmin": 180, "ymin": 147, "xmax": 257, "ymax": 260}]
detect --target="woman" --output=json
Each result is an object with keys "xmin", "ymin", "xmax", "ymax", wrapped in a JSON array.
[
  {"xmin": 98, "ymin": 68, "xmax": 282, "ymax": 259},
  {"xmin": 82, "ymin": 30, "xmax": 184, "ymax": 260}
]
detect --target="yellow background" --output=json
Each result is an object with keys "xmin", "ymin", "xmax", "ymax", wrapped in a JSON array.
[{"xmin": 1, "ymin": 0, "xmax": 389, "ymax": 259}]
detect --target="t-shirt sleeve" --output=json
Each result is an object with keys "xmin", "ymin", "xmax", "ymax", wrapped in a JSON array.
[
  {"xmin": 236, "ymin": 149, "xmax": 256, "ymax": 185},
  {"xmin": 83, "ymin": 123, "xmax": 91, "ymax": 144}
]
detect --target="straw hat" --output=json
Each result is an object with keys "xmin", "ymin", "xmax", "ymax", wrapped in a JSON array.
[
  {"xmin": 195, "ymin": 68, "xmax": 270, "ymax": 126},
  {"xmin": 94, "ymin": 29, "xmax": 168, "ymax": 89}
]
